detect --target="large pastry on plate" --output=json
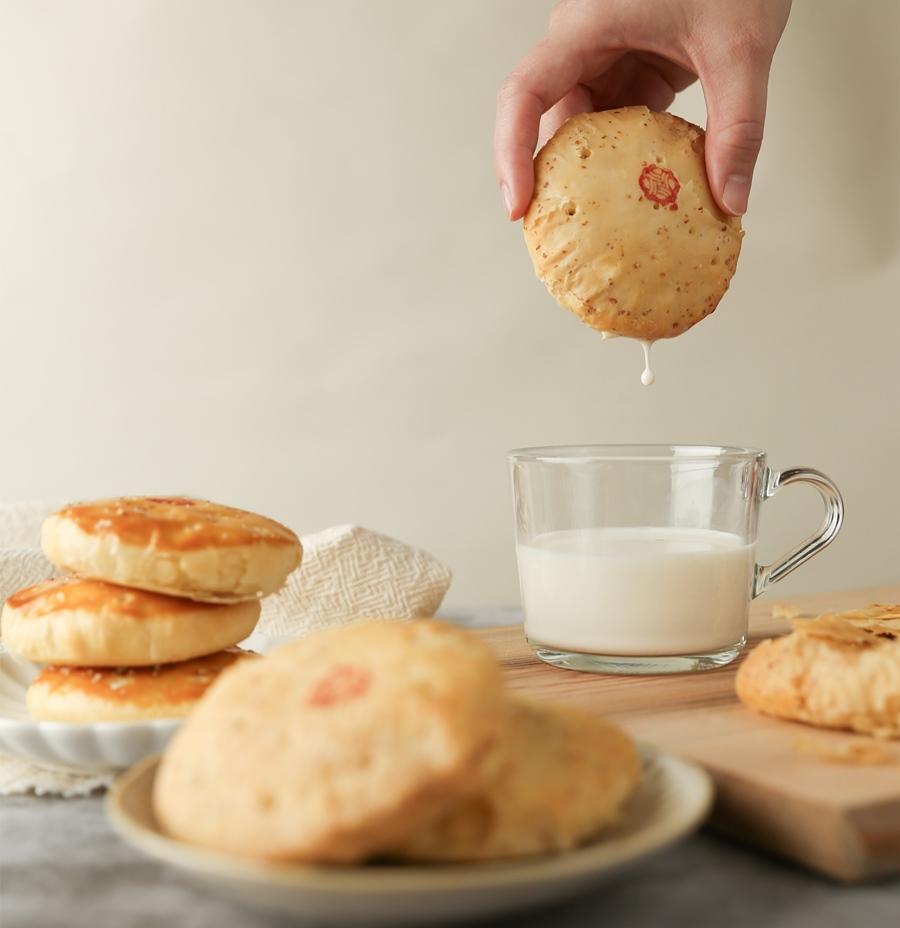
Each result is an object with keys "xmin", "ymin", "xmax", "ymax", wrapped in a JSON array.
[
  {"xmin": 390, "ymin": 697, "xmax": 641, "ymax": 861},
  {"xmin": 41, "ymin": 497, "xmax": 301, "ymax": 603},
  {"xmin": 153, "ymin": 620, "xmax": 506, "ymax": 862},
  {"xmin": 736, "ymin": 605, "xmax": 900, "ymax": 739}
]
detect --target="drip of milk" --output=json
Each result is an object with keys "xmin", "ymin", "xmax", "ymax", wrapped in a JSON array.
[
  {"xmin": 516, "ymin": 527, "xmax": 755, "ymax": 656},
  {"xmin": 600, "ymin": 332, "xmax": 655, "ymax": 385},
  {"xmin": 639, "ymin": 340, "xmax": 655, "ymax": 385}
]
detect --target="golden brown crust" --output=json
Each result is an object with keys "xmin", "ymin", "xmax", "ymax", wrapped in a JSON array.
[
  {"xmin": 41, "ymin": 498, "xmax": 302, "ymax": 602},
  {"xmin": 26, "ymin": 649, "xmax": 254, "ymax": 721},
  {"xmin": 55, "ymin": 497, "xmax": 298, "ymax": 551},
  {"xmin": 153, "ymin": 620, "xmax": 507, "ymax": 862},
  {"xmin": 736, "ymin": 605, "xmax": 900, "ymax": 739},
  {"xmin": 1, "ymin": 576, "xmax": 260, "ymax": 666},
  {"xmin": 523, "ymin": 107, "xmax": 743, "ymax": 341},
  {"xmin": 7, "ymin": 576, "xmax": 201, "ymax": 618},
  {"xmin": 389, "ymin": 697, "xmax": 641, "ymax": 861}
]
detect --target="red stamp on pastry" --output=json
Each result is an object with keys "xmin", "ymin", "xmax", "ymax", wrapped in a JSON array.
[
  {"xmin": 638, "ymin": 164, "xmax": 680, "ymax": 208},
  {"xmin": 308, "ymin": 664, "xmax": 372, "ymax": 708}
]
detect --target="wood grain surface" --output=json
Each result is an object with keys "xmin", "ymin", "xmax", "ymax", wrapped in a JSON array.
[{"xmin": 477, "ymin": 584, "xmax": 900, "ymax": 882}]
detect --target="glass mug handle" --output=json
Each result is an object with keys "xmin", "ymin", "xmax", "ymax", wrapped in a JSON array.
[{"xmin": 753, "ymin": 467, "xmax": 844, "ymax": 598}]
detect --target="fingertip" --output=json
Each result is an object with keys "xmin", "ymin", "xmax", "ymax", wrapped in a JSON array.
[
  {"xmin": 705, "ymin": 139, "xmax": 755, "ymax": 216},
  {"xmin": 512, "ymin": 183, "xmax": 535, "ymax": 221},
  {"xmin": 495, "ymin": 146, "xmax": 537, "ymax": 220},
  {"xmin": 497, "ymin": 160, "xmax": 534, "ymax": 221},
  {"xmin": 502, "ymin": 185, "xmax": 530, "ymax": 222},
  {"xmin": 721, "ymin": 174, "xmax": 751, "ymax": 216},
  {"xmin": 500, "ymin": 181, "xmax": 514, "ymax": 220}
]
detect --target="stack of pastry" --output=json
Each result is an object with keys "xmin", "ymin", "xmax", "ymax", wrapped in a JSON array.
[
  {"xmin": 0, "ymin": 497, "xmax": 301, "ymax": 721},
  {"xmin": 154, "ymin": 619, "xmax": 641, "ymax": 863}
]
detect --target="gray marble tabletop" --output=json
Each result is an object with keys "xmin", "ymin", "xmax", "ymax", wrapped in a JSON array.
[{"xmin": 2, "ymin": 609, "xmax": 898, "ymax": 928}]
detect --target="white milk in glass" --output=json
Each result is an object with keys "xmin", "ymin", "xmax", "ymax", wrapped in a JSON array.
[{"xmin": 517, "ymin": 527, "xmax": 755, "ymax": 655}]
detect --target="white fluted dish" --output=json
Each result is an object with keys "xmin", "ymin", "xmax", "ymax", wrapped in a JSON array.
[
  {"xmin": 0, "ymin": 645, "xmax": 179, "ymax": 772},
  {"xmin": 0, "ymin": 633, "xmax": 293, "ymax": 772},
  {"xmin": 108, "ymin": 746, "xmax": 713, "ymax": 926}
]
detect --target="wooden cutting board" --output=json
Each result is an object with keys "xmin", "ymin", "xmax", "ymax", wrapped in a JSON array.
[{"xmin": 476, "ymin": 584, "xmax": 900, "ymax": 882}]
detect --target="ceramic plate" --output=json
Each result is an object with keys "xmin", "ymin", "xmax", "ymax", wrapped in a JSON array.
[
  {"xmin": 0, "ymin": 645, "xmax": 179, "ymax": 772},
  {"xmin": 107, "ymin": 746, "xmax": 713, "ymax": 926}
]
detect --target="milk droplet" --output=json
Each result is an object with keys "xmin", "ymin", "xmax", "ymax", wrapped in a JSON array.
[{"xmin": 639, "ymin": 340, "xmax": 655, "ymax": 386}]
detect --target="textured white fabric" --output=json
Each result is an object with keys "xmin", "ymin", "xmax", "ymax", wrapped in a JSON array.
[
  {"xmin": 0, "ymin": 500, "xmax": 63, "ymax": 604},
  {"xmin": 0, "ymin": 502, "xmax": 452, "ymax": 795},
  {"xmin": 0, "ymin": 546, "xmax": 58, "ymax": 598},
  {"xmin": 0, "ymin": 499, "xmax": 65, "ymax": 549},
  {"xmin": 0, "ymin": 754, "xmax": 113, "ymax": 797},
  {"xmin": 259, "ymin": 524, "xmax": 452, "ymax": 636}
]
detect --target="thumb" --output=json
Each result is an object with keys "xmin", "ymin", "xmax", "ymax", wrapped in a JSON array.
[
  {"xmin": 700, "ymin": 51, "xmax": 771, "ymax": 216},
  {"xmin": 538, "ymin": 85, "xmax": 593, "ymax": 149}
]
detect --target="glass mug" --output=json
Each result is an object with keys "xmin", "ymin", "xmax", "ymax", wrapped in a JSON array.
[{"xmin": 510, "ymin": 445, "xmax": 843, "ymax": 674}]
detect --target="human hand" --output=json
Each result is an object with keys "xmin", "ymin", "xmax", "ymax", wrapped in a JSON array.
[{"xmin": 495, "ymin": 0, "xmax": 791, "ymax": 219}]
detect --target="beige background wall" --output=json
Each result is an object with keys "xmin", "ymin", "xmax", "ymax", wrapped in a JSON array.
[{"xmin": 1, "ymin": 1, "xmax": 897, "ymax": 607}]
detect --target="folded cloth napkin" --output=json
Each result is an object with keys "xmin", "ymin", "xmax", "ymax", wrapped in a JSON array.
[
  {"xmin": 0, "ymin": 499, "xmax": 62, "ymax": 595},
  {"xmin": 259, "ymin": 524, "xmax": 452, "ymax": 636},
  {"xmin": 0, "ymin": 499, "xmax": 452, "ymax": 795},
  {"xmin": 0, "ymin": 755, "xmax": 114, "ymax": 797}
]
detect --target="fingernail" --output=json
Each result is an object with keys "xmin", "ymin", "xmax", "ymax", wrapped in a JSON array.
[
  {"xmin": 722, "ymin": 175, "xmax": 751, "ymax": 215},
  {"xmin": 500, "ymin": 181, "xmax": 513, "ymax": 219}
]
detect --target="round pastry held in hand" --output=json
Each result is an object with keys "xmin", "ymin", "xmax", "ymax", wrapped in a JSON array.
[
  {"xmin": 27, "ymin": 648, "xmax": 254, "ymax": 722},
  {"xmin": 41, "ymin": 497, "xmax": 301, "ymax": 603},
  {"xmin": 389, "ymin": 697, "xmax": 641, "ymax": 861},
  {"xmin": 153, "ymin": 619, "xmax": 506, "ymax": 862},
  {"xmin": 524, "ymin": 106, "xmax": 743, "ymax": 341},
  {"xmin": 736, "ymin": 605, "xmax": 900, "ymax": 739},
  {"xmin": 1, "ymin": 576, "xmax": 260, "ymax": 666}
]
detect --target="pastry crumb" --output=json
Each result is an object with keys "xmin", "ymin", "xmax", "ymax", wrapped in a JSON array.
[
  {"xmin": 793, "ymin": 736, "xmax": 895, "ymax": 765},
  {"xmin": 771, "ymin": 602, "xmax": 802, "ymax": 621}
]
